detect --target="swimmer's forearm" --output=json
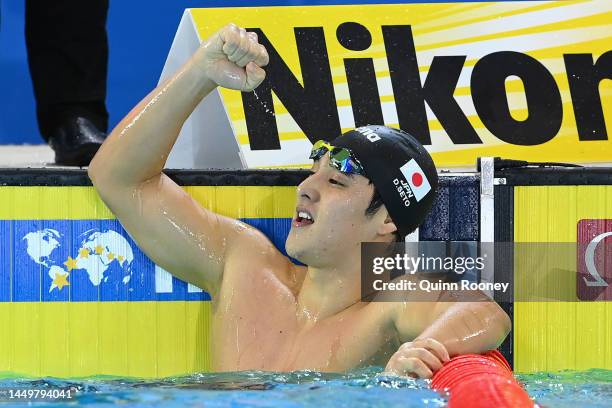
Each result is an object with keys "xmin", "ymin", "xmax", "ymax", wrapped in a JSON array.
[
  {"xmin": 90, "ymin": 49, "xmax": 216, "ymax": 186},
  {"xmin": 414, "ymin": 301, "xmax": 511, "ymax": 356}
]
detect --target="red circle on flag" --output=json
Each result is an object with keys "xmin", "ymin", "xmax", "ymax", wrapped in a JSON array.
[{"xmin": 412, "ymin": 172, "xmax": 423, "ymax": 187}]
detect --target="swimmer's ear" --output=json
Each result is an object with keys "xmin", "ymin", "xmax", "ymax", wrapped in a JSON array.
[{"xmin": 377, "ymin": 215, "xmax": 397, "ymax": 237}]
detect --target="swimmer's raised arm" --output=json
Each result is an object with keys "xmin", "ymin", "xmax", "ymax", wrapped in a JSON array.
[{"xmin": 88, "ymin": 24, "xmax": 271, "ymax": 295}]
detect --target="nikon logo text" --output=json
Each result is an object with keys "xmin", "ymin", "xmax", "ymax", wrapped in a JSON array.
[{"xmin": 241, "ymin": 22, "xmax": 610, "ymax": 150}]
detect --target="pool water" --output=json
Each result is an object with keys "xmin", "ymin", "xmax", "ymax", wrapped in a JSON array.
[
  {"xmin": 0, "ymin": 367, "xmax": 610, "ymax": 407},
  {"xmin": 518, "ymin": 369, "xmax": 612, "ymax": 408}
]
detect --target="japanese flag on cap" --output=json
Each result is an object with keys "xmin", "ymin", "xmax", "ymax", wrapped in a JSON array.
[{"xmin": 399, "ymin": 159, "xmax": 432, "ymax": 202}]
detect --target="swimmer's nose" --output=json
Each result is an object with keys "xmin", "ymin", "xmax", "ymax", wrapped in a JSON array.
[{"xmin": 297, "ymin": 176, "xmax": 320, "ymax": 203}]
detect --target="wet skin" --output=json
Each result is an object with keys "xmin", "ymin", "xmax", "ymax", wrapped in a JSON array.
[
  {"xmin": 211, "ymin": 154, "xmax": 401, "ymax": 371},
  {"xmin": 89, "ymin": 23, "xmax": 511, "ymax": 377}
]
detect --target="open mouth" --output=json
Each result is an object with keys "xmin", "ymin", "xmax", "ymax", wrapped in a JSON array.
[{"xmin": 293, "ymin": 210, "xmax": 314, "ymax": 227}]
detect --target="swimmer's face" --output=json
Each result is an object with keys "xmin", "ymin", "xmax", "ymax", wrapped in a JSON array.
[{"xmin": 285, "ymin": 154, "xmax": 396, "ymax": 267}]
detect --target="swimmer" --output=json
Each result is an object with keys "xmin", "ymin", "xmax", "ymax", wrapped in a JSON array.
[{"xmin": 88, "ymin": 23, "xmax": 510, "ymax": 379}]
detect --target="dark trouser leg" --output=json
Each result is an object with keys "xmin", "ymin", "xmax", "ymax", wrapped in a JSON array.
[{"xmin": 25, "ymin": 0, "xmax": 109, "ymax": 142}]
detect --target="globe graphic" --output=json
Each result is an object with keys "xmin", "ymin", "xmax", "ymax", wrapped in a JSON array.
[{"xmin": 22, "ymin": 228, "xmax": 134, "ymax": 292}]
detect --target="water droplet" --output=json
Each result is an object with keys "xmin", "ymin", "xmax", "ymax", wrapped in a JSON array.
[{"xmin": 253, "ymin": 89, "xmax": 275, "ymax": 116}]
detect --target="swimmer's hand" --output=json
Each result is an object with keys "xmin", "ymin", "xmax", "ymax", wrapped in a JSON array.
[
  {"xmin": 383, "ymin": 338, "xmax": 450, "ymax": 379},
  {"xmin": 197, "ymin": 23, "xmax": 269, "ymax": 92}
]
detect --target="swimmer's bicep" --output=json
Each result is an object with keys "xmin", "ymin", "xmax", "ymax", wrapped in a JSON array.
[
  {"xmin": 97, "ymin": 174, "xmax": 241, "ymax": 294},
  {"xmin": 392, "ymin": 301, "xmax": 439, "ymax": 342},
  {"xmin": 395, "ymin": 300, "xmax": 511, "ymax": 347}
]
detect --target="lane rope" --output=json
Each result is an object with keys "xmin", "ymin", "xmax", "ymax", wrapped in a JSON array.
[{"xmin": 431, "ymin": 350, "xmax": 534, "ymax": 407}]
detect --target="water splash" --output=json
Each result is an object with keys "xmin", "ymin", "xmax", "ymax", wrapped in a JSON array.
[
  {"xmin": 252, "ymin": 90, "xmax": 275, "ymax": 116},
  {"xmin": 3, "ymin": 369, "xmax": 610, "ymax": 407},
  {"xmin": 0, "ymin": 368, "xmax": 444, "ymax": 407}
]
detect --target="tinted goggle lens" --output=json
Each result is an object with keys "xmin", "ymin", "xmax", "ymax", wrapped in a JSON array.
[{"xmin": 309, "ymin": 140, "xmax": 365, "ymax": 176}]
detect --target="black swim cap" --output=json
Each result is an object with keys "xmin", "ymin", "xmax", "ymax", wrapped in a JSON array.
[{"xmin": 331, "ymin": 125, "xmax": 438, "ymax": 237}]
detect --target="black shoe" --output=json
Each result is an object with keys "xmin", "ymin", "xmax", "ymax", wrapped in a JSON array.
[{"xmin": 48, "ymin": 116, "xmax": 107, "ymax": 166}]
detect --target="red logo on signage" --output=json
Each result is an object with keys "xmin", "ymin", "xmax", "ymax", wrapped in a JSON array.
[{"xmin": 577, "ymin": 219, "xmax": 612, "ymax": 301}]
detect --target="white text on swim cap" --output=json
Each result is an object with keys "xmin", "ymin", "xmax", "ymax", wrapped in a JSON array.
[
  {"xmin": 393, "ymin": 178, "xmax": 413, "ymax": 207},
  {"xmin": 355, "ymin": 127, "xmax": 381, "ymax": 142}
]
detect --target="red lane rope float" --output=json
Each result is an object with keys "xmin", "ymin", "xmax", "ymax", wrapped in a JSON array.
[{"xmin": 431, "ymin": 350, "xmax": 534, "ymax": 407}]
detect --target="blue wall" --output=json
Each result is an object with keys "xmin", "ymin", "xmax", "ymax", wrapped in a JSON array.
[{"xmin": 0, "ymin": 0, "xmax": 528, "ymax": 145}]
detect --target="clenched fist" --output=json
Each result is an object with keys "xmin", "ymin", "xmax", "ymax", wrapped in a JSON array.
[
  {"xmin": 196, "ymin": 23, "xmax": 269, "ymax": 92},
  {"xmin": 384, "ymin": 338, "xmax": 450, "ymax": 379}
]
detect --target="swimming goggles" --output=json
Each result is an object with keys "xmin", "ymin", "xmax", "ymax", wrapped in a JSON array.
[{"xmin": 309, "ymin": 140, "xmax": 366, "ymax": 176}]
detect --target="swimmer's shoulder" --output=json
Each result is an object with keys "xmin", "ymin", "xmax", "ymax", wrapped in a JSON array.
[{"xmin": 222, "ymin": 221, "xmax": 306, "ymax": 294}]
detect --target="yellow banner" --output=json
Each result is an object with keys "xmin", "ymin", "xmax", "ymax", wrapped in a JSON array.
[
  {"xmin": 513, "ymin": 185, "xmax": 612, "ymax": 372},
  {"xmin": 189, "ymin": 1, "xmax": 612, "ymax": 168}
]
